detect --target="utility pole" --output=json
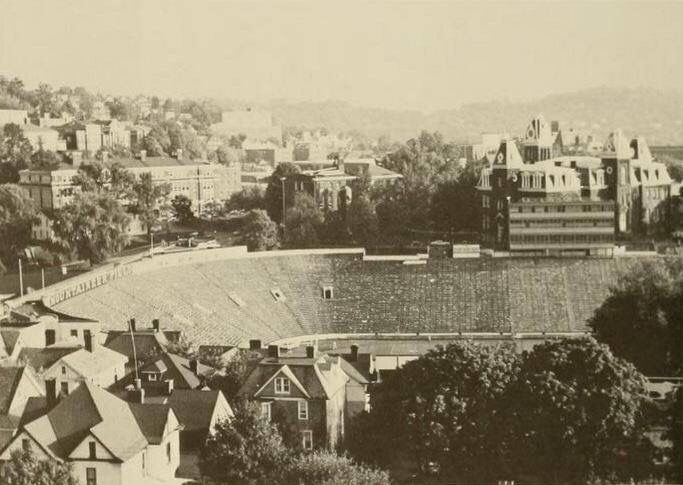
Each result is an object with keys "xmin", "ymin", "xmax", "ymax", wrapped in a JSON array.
[
  {"xmin": 41, "ymin": 267, "xmax": 45, "ymax": 289},
  {"xmin": 18, "ymin": 258, "xmax": 23, "ymax": 297}
]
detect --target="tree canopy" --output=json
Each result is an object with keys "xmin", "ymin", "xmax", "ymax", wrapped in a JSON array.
[
  {"xmin": 0, "ymin": 124, "xmax": 32, "ymax": 183},
  {"xmin": 0, "ymin": 184, "xmax": 39, "ymax": 268},
  {"xmin": 284, "ymin": 193, "xmax": 324, "ymax": 248},
  {"xmin": 0, "ymin": 449, "xmax": 78, "ymax": 485},
  {"xmin": 242, "ymin": 209, "xmax": 279, "ymax": 251},
  {"xmin": 171, "ymin": 194, "xmax": 193, "ymax": 224},
  {"xmin": 131, "ymin": 172, "xmax": 171, "ymax": 234},
  {"xmin": 589, "ymin": 258, "xmax": 683, "ymax": 376},
  {"xmin": 52, "ymin": 191, "xmax": 130, "ymax": 263},
  {"xmin": 265, "ymin": 162, "xmax": 300, "ymax": 224}
]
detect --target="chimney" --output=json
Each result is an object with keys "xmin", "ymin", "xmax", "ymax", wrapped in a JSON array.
[
  {"xmin": 268, "ymin": 345, "xmax": 280, "ymax": 359},
  {"xmin": 165, "ymin": 379, "xmax": 174, "ymax": 396},
  {"xmin": 175, "ymin": 148, "xmax": 183, "ymax": 160},
  {"xmin": 128, "ymin": 387, "xmax": 145, "ymax": 404},
  {"xmin": 135, "ymin": 378, "xmax": 142, "ymax": 390},
  {"xmin": 139, "ymin": 149, "xmax": 147, "ymax": 162},
  {"xmin": 249, "ymin": 339, "xmax": 262, "ymax": 350},
  {"xmin": 129, "ymin": 318, "xmax": 136, "ymax": 333},
  {"xmin": 84, "ymin": 332, "xmax": 93, "ymax": 352},
  {"xmin": 45, "ymin": 379, "xmax": 57, "ymax": 406},
  {"xmin": 306, "ymin": 345, "xmax": 317, "ymax": 359},
  {"xmin": 189, "ymin": 359, "xmax": 198, "ymax": 374},
  {"xmin": 350, "ymin": 344, "xmax": 359, "ymax": 362},
  {"xmin": 152, "ymin": 318, "xmax": 160, "ymax": 333}
]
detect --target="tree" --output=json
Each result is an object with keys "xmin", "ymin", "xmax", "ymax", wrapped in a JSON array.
[
  {"xmin": 348, "ymin": 342, "xmax": 519, "ymax": 481},
  {"xmin": 0, "ymin": 448, "xmax": 78, "ymax": 485},
  {"xmin": 265, "ymin": 162, "xmax": 300, "ymax": 224},
  {"xmin": 131, "ymin": 172, "xmax": 171, "ymax": 234},
  {"xmin": 284, "ymin": 193, "xmax": 324, "ymax": 248},
  {"xmin": 671, "ymin": 387, "xmax": 683, "ymax": 482},
  {"xmin": 52, "ymin": 192, "xmax": 130, "ymax": 263},
  {"xmin": 242, "ymin": 209, "xmax": 279, "ymax": 251},
  {"xmin": 285, "ymin": 450, "xmax": 391, "ymax": 485},
  {"xmin": 29, "ymin": 148, "xmax": 61, "ymax": 171},
  {"xmin": 507, "ymin": 337, "xmax": 653, "ymax": 484},
  {"xmin": 204, "ymin": 350, "xmax": 251, "ymax": 401},
  {"xmin": 105, "ymin": 97, "xmax": 130, "ymax": 121},
  {"xmin": 429, "ymin": 179, "xmax": 479, "ymax": 234},
  {"xmin": 0, "ymin": 184, "xmax": 39, "ymax": 268},
  {"xmin": 0, "ymin": 124, "xmax": 32, "ymax": 183},
  {"xmin": 589, "ymin": 258, "xmax": 683, "ymax": 376},
  {"xmin": 171, "ymin": 194, "xmax": 194, "ymax": 224},
  {"xmin": 226, "ymin": 186, "xmax": 266, "ymax": 213},
  {"xmin": 199, "ymin": 402, "xmax": 292, "ymax": 484},
  {"xmin": 347, "ymin": 194, "xmax": 378, "ymax": 247}
]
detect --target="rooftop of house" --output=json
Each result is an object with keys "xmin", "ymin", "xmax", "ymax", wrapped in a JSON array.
[
  {"xmin": 104, "ymin": 327, "xmax": 179, "ymax": 361},
  {"xmin": 18, "ymin": 347, "xmax": 81, "ymax": 372},
  {"xmin": 9, "ymin": 300, "xmax": 97, "ymax": 324},
  {"xmin": 107, "ymin": 156, "xmax": 212, "ymax": 169},
  {"xmin": 0, "ymin": 367, "xmax": 26, "ymax": 416},
  {"xmin": 19, "ymin": 382, "xmax": 154, "ymax": 461},
  {"xmin": 166, "ymin": 389, "xmax": 230, "ymax": 433}
]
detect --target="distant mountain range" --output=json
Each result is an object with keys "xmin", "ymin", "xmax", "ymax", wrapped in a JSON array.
[{"xmin": 248, "ymin": 87, "xmax": 683, "ymax": 145}]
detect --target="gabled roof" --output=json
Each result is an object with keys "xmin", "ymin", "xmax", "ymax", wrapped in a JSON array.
[
  {"xmin": 524, "ymin": 114, "xmax": 553, "ymax": 146},
  {"xmin": 255, "ymin": 365, "xmax": 311, "ymax": 399},
  {"xmin": 19, "ymin": 347, "xmax": 80, "ymax": 372},
  {"xmin": 22, "ymin": 383, "xmax": 149, "ymax": 461},
  {"xmin": 492, "ymin": 139, "xmax": 524, "ymax": 170},
  {"xmin": 167, "ymin": 389, "xmax": 230, "ymax": 433},
  {"xmin": 109, "ymin": 351, "xmax": 211, "ymax": 392},
  {"xmin": 104, "ymin": 330, "xmax": 169, "ymax": 361},
  {"xmin": 129, "ymin": 403, "xmax": 172, "ymax": 444},
  {"xmin": 631, "ymin": 136, "xmax": 653, "ymax": 163},
  {"xmin": 0, "ymin": 367, "xmax": 25, "ymax": 415},
  {"xmin": 59, "ymin": 347, "xmax": 127, "ymax": 377}
]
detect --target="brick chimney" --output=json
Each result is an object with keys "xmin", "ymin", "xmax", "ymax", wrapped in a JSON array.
[
  {"xmin": 350, "ymin": 344, "xmax": 359, "ymax": 362},
  {"xmin": 128, "ymin": 385, "xmax": 144, "ymax": 404},
  {"xmin": 189, "ymin": 359, "xmax": 198, "ymax": 374},
  {"xmin": 84, "ymin": 332, "xmax": 93, "ymax": 352},
  {"xmin": 165, "ymin": 379, "xmax": 174, "ymax": 395},
  {"xmin": 249, "ymin": 339, "xmax": 262, "ymax": 350},
  {"xmin": 129, "ymin": 318, "xmax": 136, "ymax": 333},
  {"xmin": 306, "ymin": 344, "xmax": 318, "ymax": 359},
  {"xmin": 152, "ymin": 318, "xmax": 160, "ymax": 333},
  {"xmin": 268, "ymin": 345, "xmax": 280, "ymax": 358},
  {"xmin": 45, "ymin": 379, "xmax": 57, "ymax": 406}
]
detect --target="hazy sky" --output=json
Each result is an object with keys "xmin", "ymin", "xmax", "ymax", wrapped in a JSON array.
[{"xmin": 1, "ymin": 1, "xmax": 682, "ymax": 111}]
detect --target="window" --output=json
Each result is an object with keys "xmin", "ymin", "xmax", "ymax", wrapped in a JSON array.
[
  {"xmin": 298, "ymin": 400, "xmax": 309, "ymax": 420},
  {"xmin": 275, "ymin": 377, "xmax": 290, "ymax": 394},
  {"xmin": 60, "ymin": 382, "xmax": 69, "ymax": 396},
  {"xmin": 261, "ymin": 402, "xmax": 272, "ymax": 421},
  {"xmin": 70, "ymin": 330, "xmax": 78, "ymax": 338},
  {"xmin": 86, "ymin": 468, "xmax": 97, "ymax": 485},
  {"xmin": 301, "ymin": 430, "xmax": 313, "ymax": 450},
  {"xmin": 22, "ymin": 439, "xmax": 30, "ymax": 451},
  {"xmin": 166, "ymin": 442, "xmax": 172, "ymax": 463},
  {"xmin": 61, "ymin": 366, "xmax": 66, "ymax": 375},
  {"xmin": 322, "ymin": 286, "xmax": 333, "ymax": 300},
  {"xmin": 89, "ymin": 441, "xmax": 96, "ymax": 459}
]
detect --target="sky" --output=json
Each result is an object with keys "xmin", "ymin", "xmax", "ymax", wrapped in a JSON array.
[{"xmin": 1, "ymin": 0, "xmax": 682, "ymax": 111}]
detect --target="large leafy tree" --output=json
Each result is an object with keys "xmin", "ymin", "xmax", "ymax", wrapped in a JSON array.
[
  {"xmin": 131, "ymin": 172, "xmax": 171, "ymax": 234},
  {"xmin": 507, "ymin": 337, "xmax": 653, "ymax": 484},
  {"xmin": 589, "ymin": 258, "xmax": 683, "ymax": 376},
  {"xmin": 0, "ymin": 184, "xmax": 39, "ymax": 268},
  {"xmin": 284, "ymin": 193, "xmax": 324, "ymax": 248},
  {"xmin": 671, "ymin": 387, "xmax": 683, "ymax": 482},
  {"xmin": 265, "ymin": 162, "xmax": 300, "ymax": 224},
  {"xmin": 347, "ymin": 194, "xmax": 379, "ymax": 247},
  {"xmin": 242, "ymin": 209, "xmax": 279, "ymax": 251},
  {"xmin": 200, "ymin": 402, "xmax": 292, "ymax": 484},
  {"xmin": 0, "ymin": 123, "xmax": 32, "ymax": 183},
  {"xmin": 226, "ymin": 186, "xmax": 266, "ymax": 213},
  {"xmin": 171, "ymin": 194, "xmax": 193, "ymax": 224},
  {"xmin": 429, "ymin": 179, "xmax": 480, "ymax": 235},
  {"xmin": 0, "ymin": 449, "xmax": 78, "ymax": 485},
  {"xmin": 348, "ymin": 342, "xmax": 520, "ymax": 482},
  {"xmin": 52, "ymin": 192, "xmax": 130, "ymax": 263}
]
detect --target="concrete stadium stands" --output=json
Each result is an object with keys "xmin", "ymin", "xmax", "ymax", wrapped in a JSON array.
[{"xmin": 47, "ymin": 249, "xmax": 639, "ymax": 346}]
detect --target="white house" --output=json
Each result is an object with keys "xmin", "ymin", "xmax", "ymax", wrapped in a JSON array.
[{"xmin": 0, "ymin": 382, "xmax": 181, "ymax": 485}]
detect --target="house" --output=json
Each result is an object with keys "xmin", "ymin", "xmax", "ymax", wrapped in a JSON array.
[
  {"xmin": 0, "ymin": 382, "xmax": 181, "ymax": 485},
  {"xmin": 1, "ymin": 302, "xmax": 100, "ymax": 362},
  {"xmin": 103, "ymin": 318, "xmax": 181, "ymax": 373},
  {"xmin": 238, "ymin": 344, "xmax": 368, "ymax": 450},
  {"xmin": 19, "ymin": 335, "xmax": 127, "ymax": 394},
  {"xmin": 0, "ymin": 367, "xmax": 44, "ymax": 451}
]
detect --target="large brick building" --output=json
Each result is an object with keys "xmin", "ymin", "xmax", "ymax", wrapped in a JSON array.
[{"xmin": 477, "ymin": 115, "xmax": 674, "ymax": 255}]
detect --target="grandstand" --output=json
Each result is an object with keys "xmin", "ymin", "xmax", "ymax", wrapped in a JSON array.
[{"xmin": 48, "ymin": 250, "xmax": 636, "ymax": 346}]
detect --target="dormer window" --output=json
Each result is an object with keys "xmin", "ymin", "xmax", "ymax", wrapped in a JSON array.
[
  {"xmin": 275, "ymin": 377, "xmax": 290, "ymax": 394},
  {"xmin": 89, "ymin": 441, "xmax": 96, "ymax": 459},
  {"xmin": 322, "ymin": 286, "xmax": 333, "ymax": 300}
]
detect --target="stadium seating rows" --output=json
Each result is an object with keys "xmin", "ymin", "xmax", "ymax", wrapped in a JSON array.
[{"xmin": 54, "ymin": 254, "xmax": 633, "ymax": 346}]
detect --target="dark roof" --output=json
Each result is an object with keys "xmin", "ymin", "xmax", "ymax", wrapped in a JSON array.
[
  {"xmin": 0, "ymin": 367, "xmax": 24, "ymax": 414},
  {"xmin": 19, "ymin": 397, "xmax": 48, "ymax": 427},
  {"xmin": 109, "ymin": 351, "xmax": 211, "ymax": 392},
  {"xmin": 12, "ymin": 301, "xmax": 97, "ymax": 323},
  {"xmin": 104, "ymin": 331, "xmax": 168, "ymax": 362},
  {"xmin": 0, "ymin": 331, "xmax": 20, "ymax": 355},
  {"xmin": 129, "ymin": 403, "xmax": 171, "ymax": 444},
  {"xmin": 18, "ymin": 347, "xmax": 79, "ymax": 372},
  {"xmin": 167, "ymin": 390, "xmax": 221, "ymax": 433},
  {"xmin": 108, "ymin": 156, "xmax": 210, "ymax": 169}
]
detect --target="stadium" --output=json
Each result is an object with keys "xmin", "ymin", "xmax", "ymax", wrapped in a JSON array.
[{"xmin": 6, "ymin": 246, "xmax": 638, "ymax": 357}]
